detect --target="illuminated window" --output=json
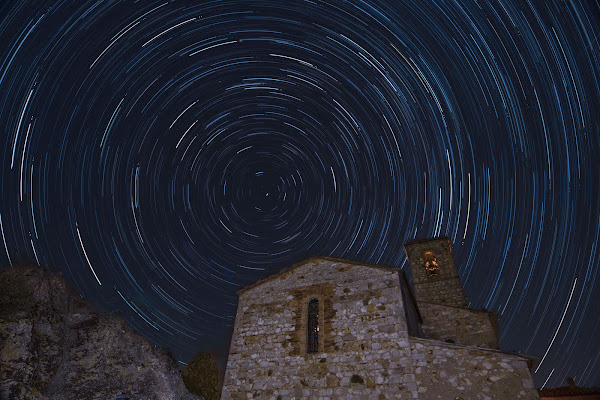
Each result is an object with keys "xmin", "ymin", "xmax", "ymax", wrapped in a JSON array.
[
  {"xmin": 307, "ymin": 298, "xmax": 319, "ymax": 353},
  {"xmin": 423, "ymin": 251, "xmax": 439, "ymax": 276}
]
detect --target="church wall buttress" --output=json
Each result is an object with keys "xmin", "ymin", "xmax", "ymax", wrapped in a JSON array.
[{"xmin": 410, "ymin": 337, "xmax": 539, "ymax": 399}]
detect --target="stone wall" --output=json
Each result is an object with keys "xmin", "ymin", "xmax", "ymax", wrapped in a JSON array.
[
  {"xmin": 413, "ymin": 277, "xmax": 467, "ymax": 308},
  {"xmin": 417, "ymin": 302, "xmax": 498, "ymax": 349},
  {"xmin": 221, "ymin": 259, "xmax": 419, "ymax": 399},
  {"xmin": 409, "ymin": 337, "xmax": 539, "ymax": 400}
]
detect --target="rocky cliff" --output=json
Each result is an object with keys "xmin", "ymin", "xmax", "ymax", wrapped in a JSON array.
[{"xmin": 0, "ymin": 266, "xmax": 202, "ymax": 400}]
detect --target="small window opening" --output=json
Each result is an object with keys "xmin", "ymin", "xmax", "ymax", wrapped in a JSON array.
[
  {"xmin": 307, "ymin": 298, "xmax": 319, "ymax": 353},
  {"xmin": 423, "ymin": 251, "xmax": 439, "ymax": 276}
]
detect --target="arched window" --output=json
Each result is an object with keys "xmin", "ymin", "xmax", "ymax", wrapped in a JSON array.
[{"xmin": 307, "ymin": 298, "xmax": 319, "ymax": 353}]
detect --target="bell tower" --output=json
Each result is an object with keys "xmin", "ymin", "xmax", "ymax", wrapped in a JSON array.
[
  {"xmin": 403, "ymin": 236, "xmax": 498, "ymax": 348},
  {"xmin": 404, "ymin": 237, "xmax": 467, "ymax": 307}
]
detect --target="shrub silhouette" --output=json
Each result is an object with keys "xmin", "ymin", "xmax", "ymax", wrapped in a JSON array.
[{"xmin": 181, "ymin": 351, "xmax": 222, "ymax": 400}]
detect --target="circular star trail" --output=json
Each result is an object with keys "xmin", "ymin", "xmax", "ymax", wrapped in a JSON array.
[{"xmin": 1, "ymin": 0, "xmax": 599, "ymax": 388}]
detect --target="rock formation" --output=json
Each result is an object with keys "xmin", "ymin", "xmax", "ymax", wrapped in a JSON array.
[{"xmin": 0, "ymin": 266, "xmax": 202, "ymax": 400}]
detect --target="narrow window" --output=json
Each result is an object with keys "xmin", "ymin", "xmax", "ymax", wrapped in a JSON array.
[{"xmin": 307, "ymin": 298, "xmax": 319, "ymax": 353}]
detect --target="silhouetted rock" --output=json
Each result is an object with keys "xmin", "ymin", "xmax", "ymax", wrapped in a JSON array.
[{"xmin": 0, "ymin": 266, "xmax": 202, "ymax": 400}]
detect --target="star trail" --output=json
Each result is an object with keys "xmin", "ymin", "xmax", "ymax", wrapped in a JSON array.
[{"xmin": 1, "ymin": 0, "xmax": 599, "ymax": 389}]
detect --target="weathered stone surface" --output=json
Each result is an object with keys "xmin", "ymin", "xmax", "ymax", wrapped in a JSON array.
[
  {"xmin": 0, "ymin": 267, "xmax": 202, "ymax": 400},
  {"xmin": 410, "ymin": 337, "xmax": 539, "ymax": 399},
  {"xmin": 418, "ymin": 303, "xmax": 498, "ymax": 349}
]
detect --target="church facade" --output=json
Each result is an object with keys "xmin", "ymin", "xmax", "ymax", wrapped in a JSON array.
[{"xmin": 221, "ymin": 237, "xmax": 539, "ymax": 399}]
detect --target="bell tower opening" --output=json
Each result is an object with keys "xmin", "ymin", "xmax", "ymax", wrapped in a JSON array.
[{"xmin": 423, "ymin": 251, "xmax": 439, "ymax": 276}]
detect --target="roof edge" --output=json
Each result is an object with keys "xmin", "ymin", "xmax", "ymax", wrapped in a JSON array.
[
  {"xmin": 408, "ymin": 336, "xmax": 538, "ymax": 368},
  {"xmin": 236, "ymin": 256, "xmax": 401, "ymax": 296},
  {"xmin": 403, "ymin": 236, "xmax": 450, "ymax": 246}
]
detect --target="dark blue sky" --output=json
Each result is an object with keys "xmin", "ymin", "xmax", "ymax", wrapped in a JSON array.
[{"xmin": 1, "ymin": 0, "xmax": 599, "ymax": 389}]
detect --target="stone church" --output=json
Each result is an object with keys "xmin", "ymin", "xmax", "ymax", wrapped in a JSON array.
[{"xmin": 221, "ymin": 237, "xmax": 540, "ymax": 399}]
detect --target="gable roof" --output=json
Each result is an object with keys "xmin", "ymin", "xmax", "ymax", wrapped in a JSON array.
[{"xmin": 236, "ymin": 256, "xmax": 400, "ymax": 295}]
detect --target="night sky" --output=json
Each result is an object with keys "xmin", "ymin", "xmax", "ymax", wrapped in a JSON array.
[{"xmin": 1, "ymin": 0, "xmax": 599, "ymax": 389}]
